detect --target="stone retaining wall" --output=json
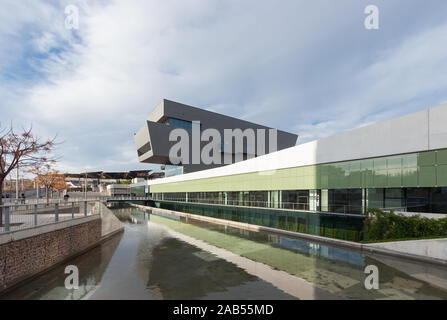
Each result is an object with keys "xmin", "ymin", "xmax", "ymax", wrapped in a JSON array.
[{"xmin": 0, "ymin": 218, "xmax": 102, "ymax": 291}]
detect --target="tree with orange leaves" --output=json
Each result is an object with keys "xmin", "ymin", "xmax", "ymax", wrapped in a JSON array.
[
  {"xmin": 53, "ymin": 174, "xmax": 69, "ymax": 197},
  {"xmin": 30, "ymin": 166, "xmax": 65, "ymax": 205}
]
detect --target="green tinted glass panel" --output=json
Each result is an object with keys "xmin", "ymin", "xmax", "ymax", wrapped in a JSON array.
[
  {"xmin": 402, "ymin": 168, "xmax": 418, "ymax": 187},
  {"xmin": 320, "ymin": 165, "xmax": 329, "ymax": 174},
  {"xmin": 349, "ymin": 161, "xmax": 361, "ymax": 171},
  {"xmin": 330, "ymin": 164, "xmax": 343, "ymax": 176},
  {"xmin": 374, "ymin": 170, "xmax": 387, "ymax": 187},
  {"xmin": 437, "ymin": 150, "xmax": 447, "ymax": 165},
  {"xmin": 374, "ymin": 158, "xmax": 387, "ymax": 170},
  {"xmin": 387, "ymin": 169, "xmax": 402, "ymax": 187},
  {"xmin": 403, "ymin": 153, "xmax": 418, "ymax": 168},
  {"xmin": 350, "ymin": 171, "xmax": 361, "ymax": 188},
  {"xmin": 320, "ymin": 175, "xmax": 329, "ymax": 189},
  {"xmin": 151, "ymin": 150, "xmax": 445, "ymax": 193},
  {"xmin": 337, "ymin": 163, "xmax": 349, "ymax": 175},
  {"xmin": 329, "ymin": 177, "xmax": 340, "ymax": 189},
  {"xmin": 387, "ymin": 156, "xmax": 402, "ymax": 169},
  {"xmin": 418, "ymin": 152, "xmax": 436, "ymax": 166},
  {"xmin": 339, "ymin": 174, "xmax": 349, "ymax": 188},
  {"xmin": 419, "ymin": 166, "xmax": 436, "ymax": 187},
  {"xmin": 362, "ymin": 171, "xmax": 374, "ymax": 187},
  {"xmin": 437, "ymin": 165, "xmax": 447, "ymax": 186},
  {"xmin": 361, "ymin": 159, "xmax": 374, "ymax": 170}
]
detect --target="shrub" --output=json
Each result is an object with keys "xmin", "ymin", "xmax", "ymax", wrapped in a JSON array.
[{"xmin": 363, "ymin": 208, "xmax": 447, "ymax": 241}]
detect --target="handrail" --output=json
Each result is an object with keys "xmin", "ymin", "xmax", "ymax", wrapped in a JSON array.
[
  {"xmin": 151, "ymin": 197, "xmax": 365, "ymax": 214},
  {"xmin": 0, "ymin": 199, "xmax": 106, "ymax": 235},
  {"xmin": 0, "ymin": 196, "xmax": 153, "ymax": 208}
]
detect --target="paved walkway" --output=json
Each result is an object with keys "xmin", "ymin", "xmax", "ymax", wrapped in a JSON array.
[{"xmin": 365, "ymin": 238, "xmax": 447, "ymax": 262}]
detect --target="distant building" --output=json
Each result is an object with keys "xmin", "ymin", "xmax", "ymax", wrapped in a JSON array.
[
  {"xmin": 148, "ymin": 172, "xmax": 165, "ymax": 180},
  {"xmin": 64, "ymin": 170, "xmax": 152, "ymax": 193},
  {"xmin": 106, "ymin": 184, "xmax": 130, "ymax": 197},
  {"xmin": 130, "ymin": 172, "xmax": 164, "ymax": 196}
]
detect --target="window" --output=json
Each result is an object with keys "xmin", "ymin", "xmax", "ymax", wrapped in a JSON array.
[
  {"xmin": 166, "ymin": 118, "xmax": 201, "ymax": 131},
  {"xmin": 406, "ymin": 188, "xmax": 428, "ymax": 212},
  {"xmin": 137, "ymin": 142, "xmax": 151, "ymax": 156},
  {"xmin": 384, "ymin": 188, "xmax": 405, "ymax": 209},
  {"xmin": 328, "ymin": 189, "xmax": 362, "ymax": 214}
]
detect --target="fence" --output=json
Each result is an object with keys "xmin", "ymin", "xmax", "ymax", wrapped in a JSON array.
[
  {"xmin": 153, "ymin": 198, "xmax": 437, "ymax": 215},
  {"xmin": 0, "ymin": 200, "xmax": 104, "ymax": 235},
  {"xmin": 152, "ymin": 197, "xmax": 366, "ymax": 214},
  {"xmin": 0, "ymin": 195, "xmax": 153, "ymax": 234},
  {"xmin": 1, "ymin": 195, "xmax": 151, "ymax": 206}
]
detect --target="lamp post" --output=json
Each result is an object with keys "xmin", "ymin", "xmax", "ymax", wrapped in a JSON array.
[
  {"xmin": 84, "ymin": 172, "xmax": 87, "ymax": 200},
  {"xmin": 15, "ymin": 165, "xmax": 19, "ymax": 199}
]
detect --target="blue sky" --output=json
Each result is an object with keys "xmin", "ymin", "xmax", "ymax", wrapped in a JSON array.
[{"xmin": 1, "ymin": 0, "xmax": 447, "ymax": 173}]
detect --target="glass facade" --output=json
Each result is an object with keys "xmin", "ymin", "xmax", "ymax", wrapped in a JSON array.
[
  {"xmin": 365, "ymin": 187, "xmax": 447, "ymax": 213},
  {"xmin": 164, "ymin": 165, "xmax": 184, "ymax": 177},
  {"xmin": 152, "ymin": 200, "xmax": 365, "ymax": 241},
  {"xmin": 150, "ymin": 149, "xmax": 447, "ymax": 215},
  {"xmin": 153, "ymin": 187, "xmax": 447, "ymax": 214},
  {"xmin": 154, "ymin": 190, "xmax": 316, "ymax": 211}
]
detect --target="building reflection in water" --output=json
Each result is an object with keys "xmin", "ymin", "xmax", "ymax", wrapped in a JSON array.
[{"xmin": 148, "ymin": 209, "xmax": 447, "ymax": 300}]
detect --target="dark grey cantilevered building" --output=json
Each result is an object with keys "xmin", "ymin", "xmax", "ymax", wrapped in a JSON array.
[{"xmin": 134, "ymin": 99, "xmax": 298, "ymax": 175}]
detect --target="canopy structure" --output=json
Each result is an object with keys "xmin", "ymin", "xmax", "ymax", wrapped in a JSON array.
[{"xmin": 64, "ymin": 170, "xmax": 152, "ymax": 180}]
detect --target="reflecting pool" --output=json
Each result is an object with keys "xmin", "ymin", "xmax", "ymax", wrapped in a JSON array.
[{"xmin": 1, "ymin": 206, "xmax": 446, "ymax": 300}]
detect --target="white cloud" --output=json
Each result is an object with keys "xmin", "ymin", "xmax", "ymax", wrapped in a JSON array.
[
  {"xmin": 2, "ymin": 0, "xmax": 447, "ymax": 172},
  {"xmin": 294, "ymin": 22, "xmax": 447, "ymax": 143}
]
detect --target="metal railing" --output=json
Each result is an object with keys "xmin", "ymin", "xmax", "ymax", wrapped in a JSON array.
[
  {"xmin": 106, "ymin": 196, "xmax": 151, "ymax": 201},
  {"xmin": 0, "ymin": 195, "xmax": 152, "ymax": 206},
  {"xmin": 0, "ymin": 199, "xmax": 104, "ymax": 235},
  {"xmin": 380, "ymin": 207, "xmax": 408, "ymax": 213},
  {"xmin": 152, "ymin": 198, "xmax": 365, "ymax": 214},
  {"xmin": 0, "ymin": 195, "xmax": 154, "ymax": 235}
]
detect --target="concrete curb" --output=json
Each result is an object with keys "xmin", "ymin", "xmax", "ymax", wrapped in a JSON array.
[{"xmin": 131, "ymin": 204, "xmax": 447, "ymax": 267}]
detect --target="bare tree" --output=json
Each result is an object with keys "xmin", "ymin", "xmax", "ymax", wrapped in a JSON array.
[{"xmin": 0, "ymin": 124, "xmax": 56, "ymax": 223}]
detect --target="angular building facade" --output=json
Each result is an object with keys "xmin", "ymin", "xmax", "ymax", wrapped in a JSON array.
[
  {"xmin": 145, "ymin": 104, "xmax": 447, "ymax": 215},
  {"xmin": 134, "ymin": 99, "xmax": 298, "ymax": 174}
]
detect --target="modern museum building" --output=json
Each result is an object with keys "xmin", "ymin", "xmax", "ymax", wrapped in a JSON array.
[{"xmin": 135, "ymin": 101, "xmax": 447, "ymax": 216}]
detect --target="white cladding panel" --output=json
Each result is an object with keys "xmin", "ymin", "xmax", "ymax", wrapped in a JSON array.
[
  {"xmin": 147, "ymin": 100, "xmax": 165, "ymax": 122},
  {"xmin": 148, "ymin": 104, "xmax": 447, "ymax": 186},
  {"xmin": 313, "ymin": 109, "xmax": 429, "ymax": 164},
  {"xmin": 429, "ymin": 104, "xmax": 447, "ymax": 150}
]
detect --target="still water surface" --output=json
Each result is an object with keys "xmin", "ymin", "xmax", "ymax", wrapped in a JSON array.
[{"xmin": 1, "ymin": 207, "xmax": 447, "ymax": 300}]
